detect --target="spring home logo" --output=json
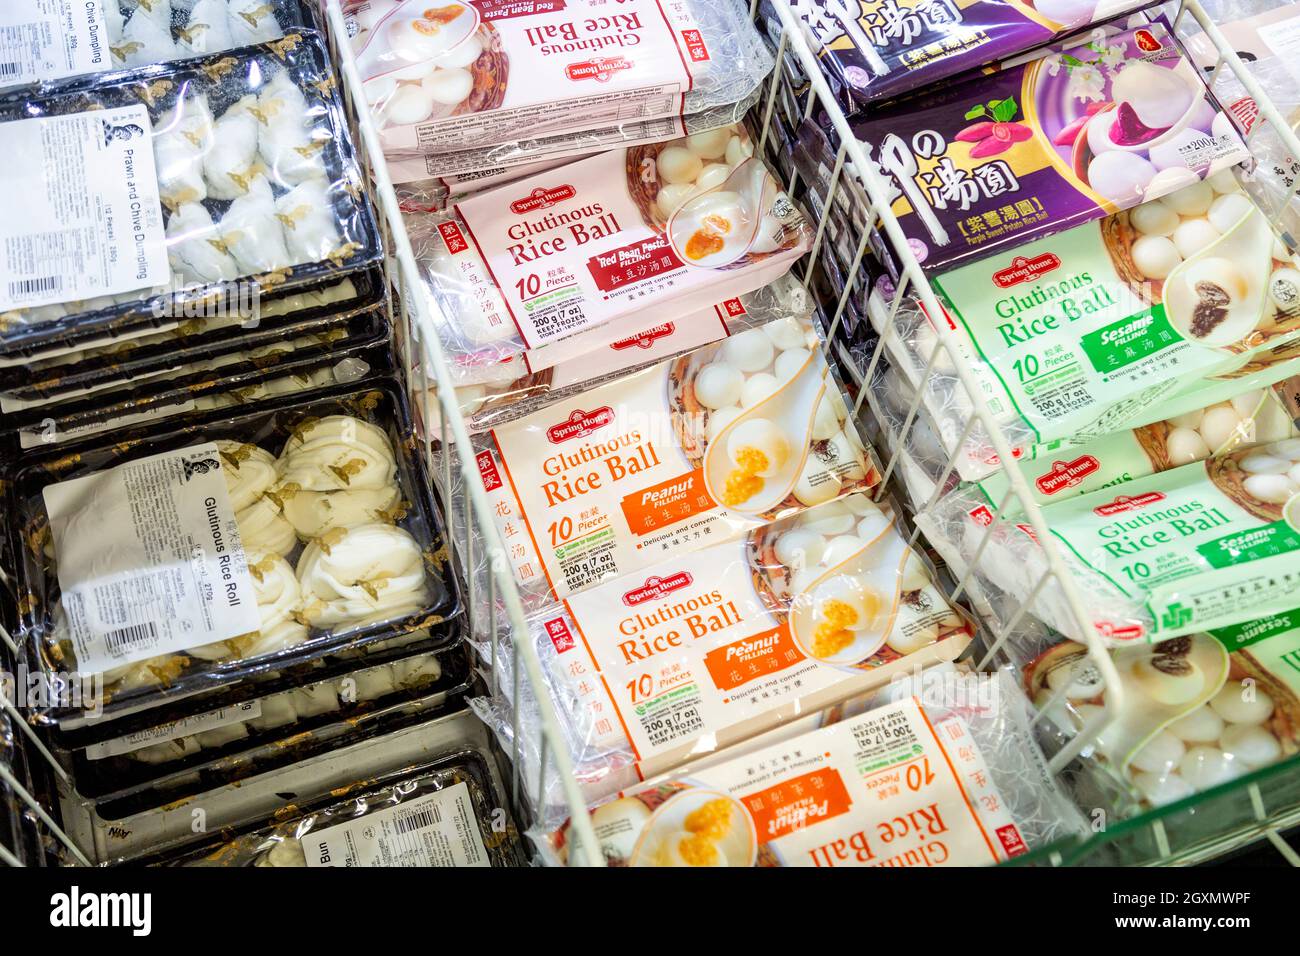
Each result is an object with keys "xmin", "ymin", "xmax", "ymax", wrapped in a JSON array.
[
  {"xmin": 1093, "ymin": 491, "xmax": 1167, "ymax": 516},
  {"xmin": 510, "ymin": 184, "xmax": 577, "ymax": 214},
  {"xmin": 50, "ymin": 887, "xmax": 151, "ymax": 936},
  {"xmin": 622, "ymin": 571, "xmax": 693, "ymax": 606},
  {"xmin": 1035, "ymin": 455, "xmax": 1100, "ymax": 495},
  {"xmin": 610, "ymin": 323, "xmax": 674, "ymax": 350},
  {"xmin": 991, "ymin": 253, "xmax": 1060, "ymax": 288},
  {"xmin": 546, "ymin": 406, "xmax": 615, "ymax": 443}
]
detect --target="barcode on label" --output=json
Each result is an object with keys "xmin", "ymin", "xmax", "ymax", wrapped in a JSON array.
[
  {"xmin": 104, "ymin": 621, "xmax": 159, "ymax": 656},
  {"xmin": 9, "ymin": 275, "xmax": 61, "ymax": 298},
  {"xmin": 0, "ymin": 63, "xmax": 20, "ymax": 79},
  {"xmin": 394, "ymin": 806, "xmax": 440, "ymax": 835}
]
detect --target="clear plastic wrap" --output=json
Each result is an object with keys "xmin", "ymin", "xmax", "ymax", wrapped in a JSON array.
[
  {"xmin": 385, "ymin": 90, "xmax": 765, "ymax": 183},
  {"xmin": 346, "ymin": 0, "xmax": 773, "ymax": 157},
  {"xmin": 0, "ymin": 273, "xmax": 384, "ymax": 400},
  {"xmin": 1183, "ymin": 53, "xmax": 1300, "ymax": 252},
  {"xmin": 408, "ymin": 121, "xmax": 812, "ymax": 383},
  {"xmin": 473, "ymin": 492, "xmax": 973, "ymax": 822},
  {"xmin": 535, "ymin": 667, "xmax": 1085, "ymax": 865},
  {"xmin": 425, "ymin": 274, "xmax": 813, "ymax": 435},
  {"xmin": 1025, "ymin": 616, "xmax": 1300, "ymax": 812},
  {"xmin": 0, "ymin": 0, "xmax": 315, "ymax": 91},
  {"xmin": 1, "ymin": 336, "xmax": 387, "ymax": 449},
  {"xmin": 0, "ymin": 33, "xmax": 381, "ymax": 353},
  {"xmin": 872, "ymin": 348, "xmax": 1300, "ymax": 516},
  {"xmin": 150, "ymin": 749, "xmax": 524, "ymax": 866},
  {"xmin": 5, "ymin": 379, "xmax": 461, "ymax": 725},
  {"xmin": 50, "ymin": 639, "xmax": 468, "ymax": 804},
  {"xmin": 441, "ymin": 310, "xmax": 886, "ymax": 633},
  {"xmin": 865, "ymin": 176, "xmax": 1300, "ymax": 483},
  {"xmin": 916, "ymin": 437, "xmax": 1300, "ymax": 646}
]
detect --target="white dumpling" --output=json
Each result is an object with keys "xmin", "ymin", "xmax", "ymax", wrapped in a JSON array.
[
  {"xmin": 104, "ymin": 2, "xmax": 127, "ymax": 62},
  {"xmin": 178, "ymin": 0, "xmax": 234, "ymax": 55},
  {"xmin": 257, "ymin": 71, "xmax": 327, "ymax": 187},
  {"xmin": 129, "ymin": 0, "xmax": 174, "ymax": 19},
  {"xmin": 275, "ymin": 178, "xmax": 341, "ymax": 264},
  {"xmin": 228, "ymin": 0, "xmax": 283, "ymax": 45},
  {"xmin": 153, "ymin": 94, "xmax": 214, "ymax": 206},
  {"xmin": 219, "ymin": 175, "xmax": 291, "ymax": 273},
  {"xmin": 203, "ymin": 96, "xmax": 261, "ymax": 200},
  {"xmin": 119, "ymin": 5, "xmax": 177, "ymax": 67},
  {"xmin": 167, "ymin": 202, "xmax": 240, "ymax": 284}
]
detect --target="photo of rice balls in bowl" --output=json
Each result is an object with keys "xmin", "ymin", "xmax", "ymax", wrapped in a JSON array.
[
  {"xmin": 627, "ymin": 124, "xmax": 808, "ymax": 270},
  {"xmin": 628, "ymin": 788, "xmax": 758, "ymax": 868},
  {"xmin": 667, "ymin": 321, "xmax": 880, "ymax": 519},
  {"xmin": 1129, "ymin": 390, "xmax": 1296, "ymax": 473},
  {"xmin": 1205, "ymin": 437, "xmax": 1300, "ymax": 523},
  {"xmin": 1040, "ymin": 38, "xmax": 1244, "ymax": 206},
  {"xmin": 350, "ymin": 1, "xmax": 507, "ymax": 128},
  {"xmin": 746, "ymin": 497, "xmax": 968, "ymax": 669},
  {"xmin": 1101, "ymin": 175, "xmax": 1300, "ymax": 354},
  {"xmin": 1026, "ymin": 634, "xmax": 1299, "ymax": 809}
]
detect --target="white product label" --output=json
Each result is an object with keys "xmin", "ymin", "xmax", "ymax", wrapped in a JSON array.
[
  {"xmin": 1260, "ymin": 16, "xmax": 1300, "ymax": 87},
  {"xmin": 351, "ymin": 0, "xmax": 704, "ymax": 152},
  {"xmin": 449, "ymin": 142, "xmax": 800, "ymax": 349},
  {"xmin": 43, "ymin": 442, "xmax": 261, "ymax": 674},
  {"xmin": 306, "ymin": 782, "xmax": 491, "ymax": 867},
  {"xmin": 565, "ymin": 697, "xmax": 1027, "ymax": 867},
  {"xmin": 523, "ymin": 294, "xmax": 740, "ymax": 376},
  {"xmin": 424, "ymin": 114, "xmax": 686, "ymax": 179},
  {"xmin": 85, "ymin": 700, "xmax": 262, "ymax": 760},
  {"xmin": 0, "ymin": 0, "xmax": 110, "ymax": 87},
  {"xmin": 0, "ymin": 105, "xmax": 170, "ymax": 312},
  {"xmin": 17, "ymin": 399, "xmax": 197, "ymax": 448}
]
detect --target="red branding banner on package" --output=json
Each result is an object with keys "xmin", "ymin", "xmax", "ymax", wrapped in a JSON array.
[
  {"xmin": 992, "ymin": 253, "xmax": 1061, "ymax": 288},
  {"xmin": 1035, "ymin": 455, "xmax": 1101, "ymax": 495},
  {"xmin": 475, "ymin": 0, "xmax": 568, "ymax": 21},
  {"xmin": 588, "ymin": 235, "xmax": 684, "ymax": 292},
  {"xmin": 610, "ymin": 323, "xmax": 675, "ymax": 350},
  {"xmin": 1093, "ymin": 492, "xmax": 1167, "ymax": 516},
  {"xmin": 547, "ymin": 406, "xmax": 615, "ymax": 443},
  {"xmin": 477, "ymin": 450, "xmax": 504, "ymax": 492},
  {"xmin": 565, "ymin": 56, "xmax": 634, "ymax": 82},
  {"xmin": 622, "ymin": 571, "xmax": 694, "ymax": 605},
  {"xmin": 680, "ymin": 28, "xmax": 710, "ymax": 61}
]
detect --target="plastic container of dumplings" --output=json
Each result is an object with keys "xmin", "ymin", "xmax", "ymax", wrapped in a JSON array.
[
  {"xmin": 0, "ymin": 268, "xmax": 386, "ymax": 393},
  {"xmin": 0, "ymin": 274, "xmax": 387, "ymax": 409},
  {"xmin": 345, "ymin": 0, "xmax": 773, "ymax": 157},
  {"xmin": 0, "ymin": 336, "xmax": 392, "ymax": 451},
  {"xmin": 4, "ymin": 376, "xmax": 463, "ymax": 728},
  {"xmin": 0, "ymin": 1, "xmax": 319, "ymax": 92},
  {"xmin": 0, "ymin": 31, "xmax": 381, "ymax": 354},
  {"xmin": 146, "ymin": 747, "xmax": 524, "ymax": 866},
  {"xmin": 53, "ymin": 638, "xmax": 474, "ymax": 804},
  {"xmin": 88, "ymin": 675, "xmax": 479, "ymax": 819}
]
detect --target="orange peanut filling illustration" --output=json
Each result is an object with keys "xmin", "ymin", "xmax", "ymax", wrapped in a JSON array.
[{"xmin": 722, "ymin": 447, "xmax": 769, "ymax": 506}]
